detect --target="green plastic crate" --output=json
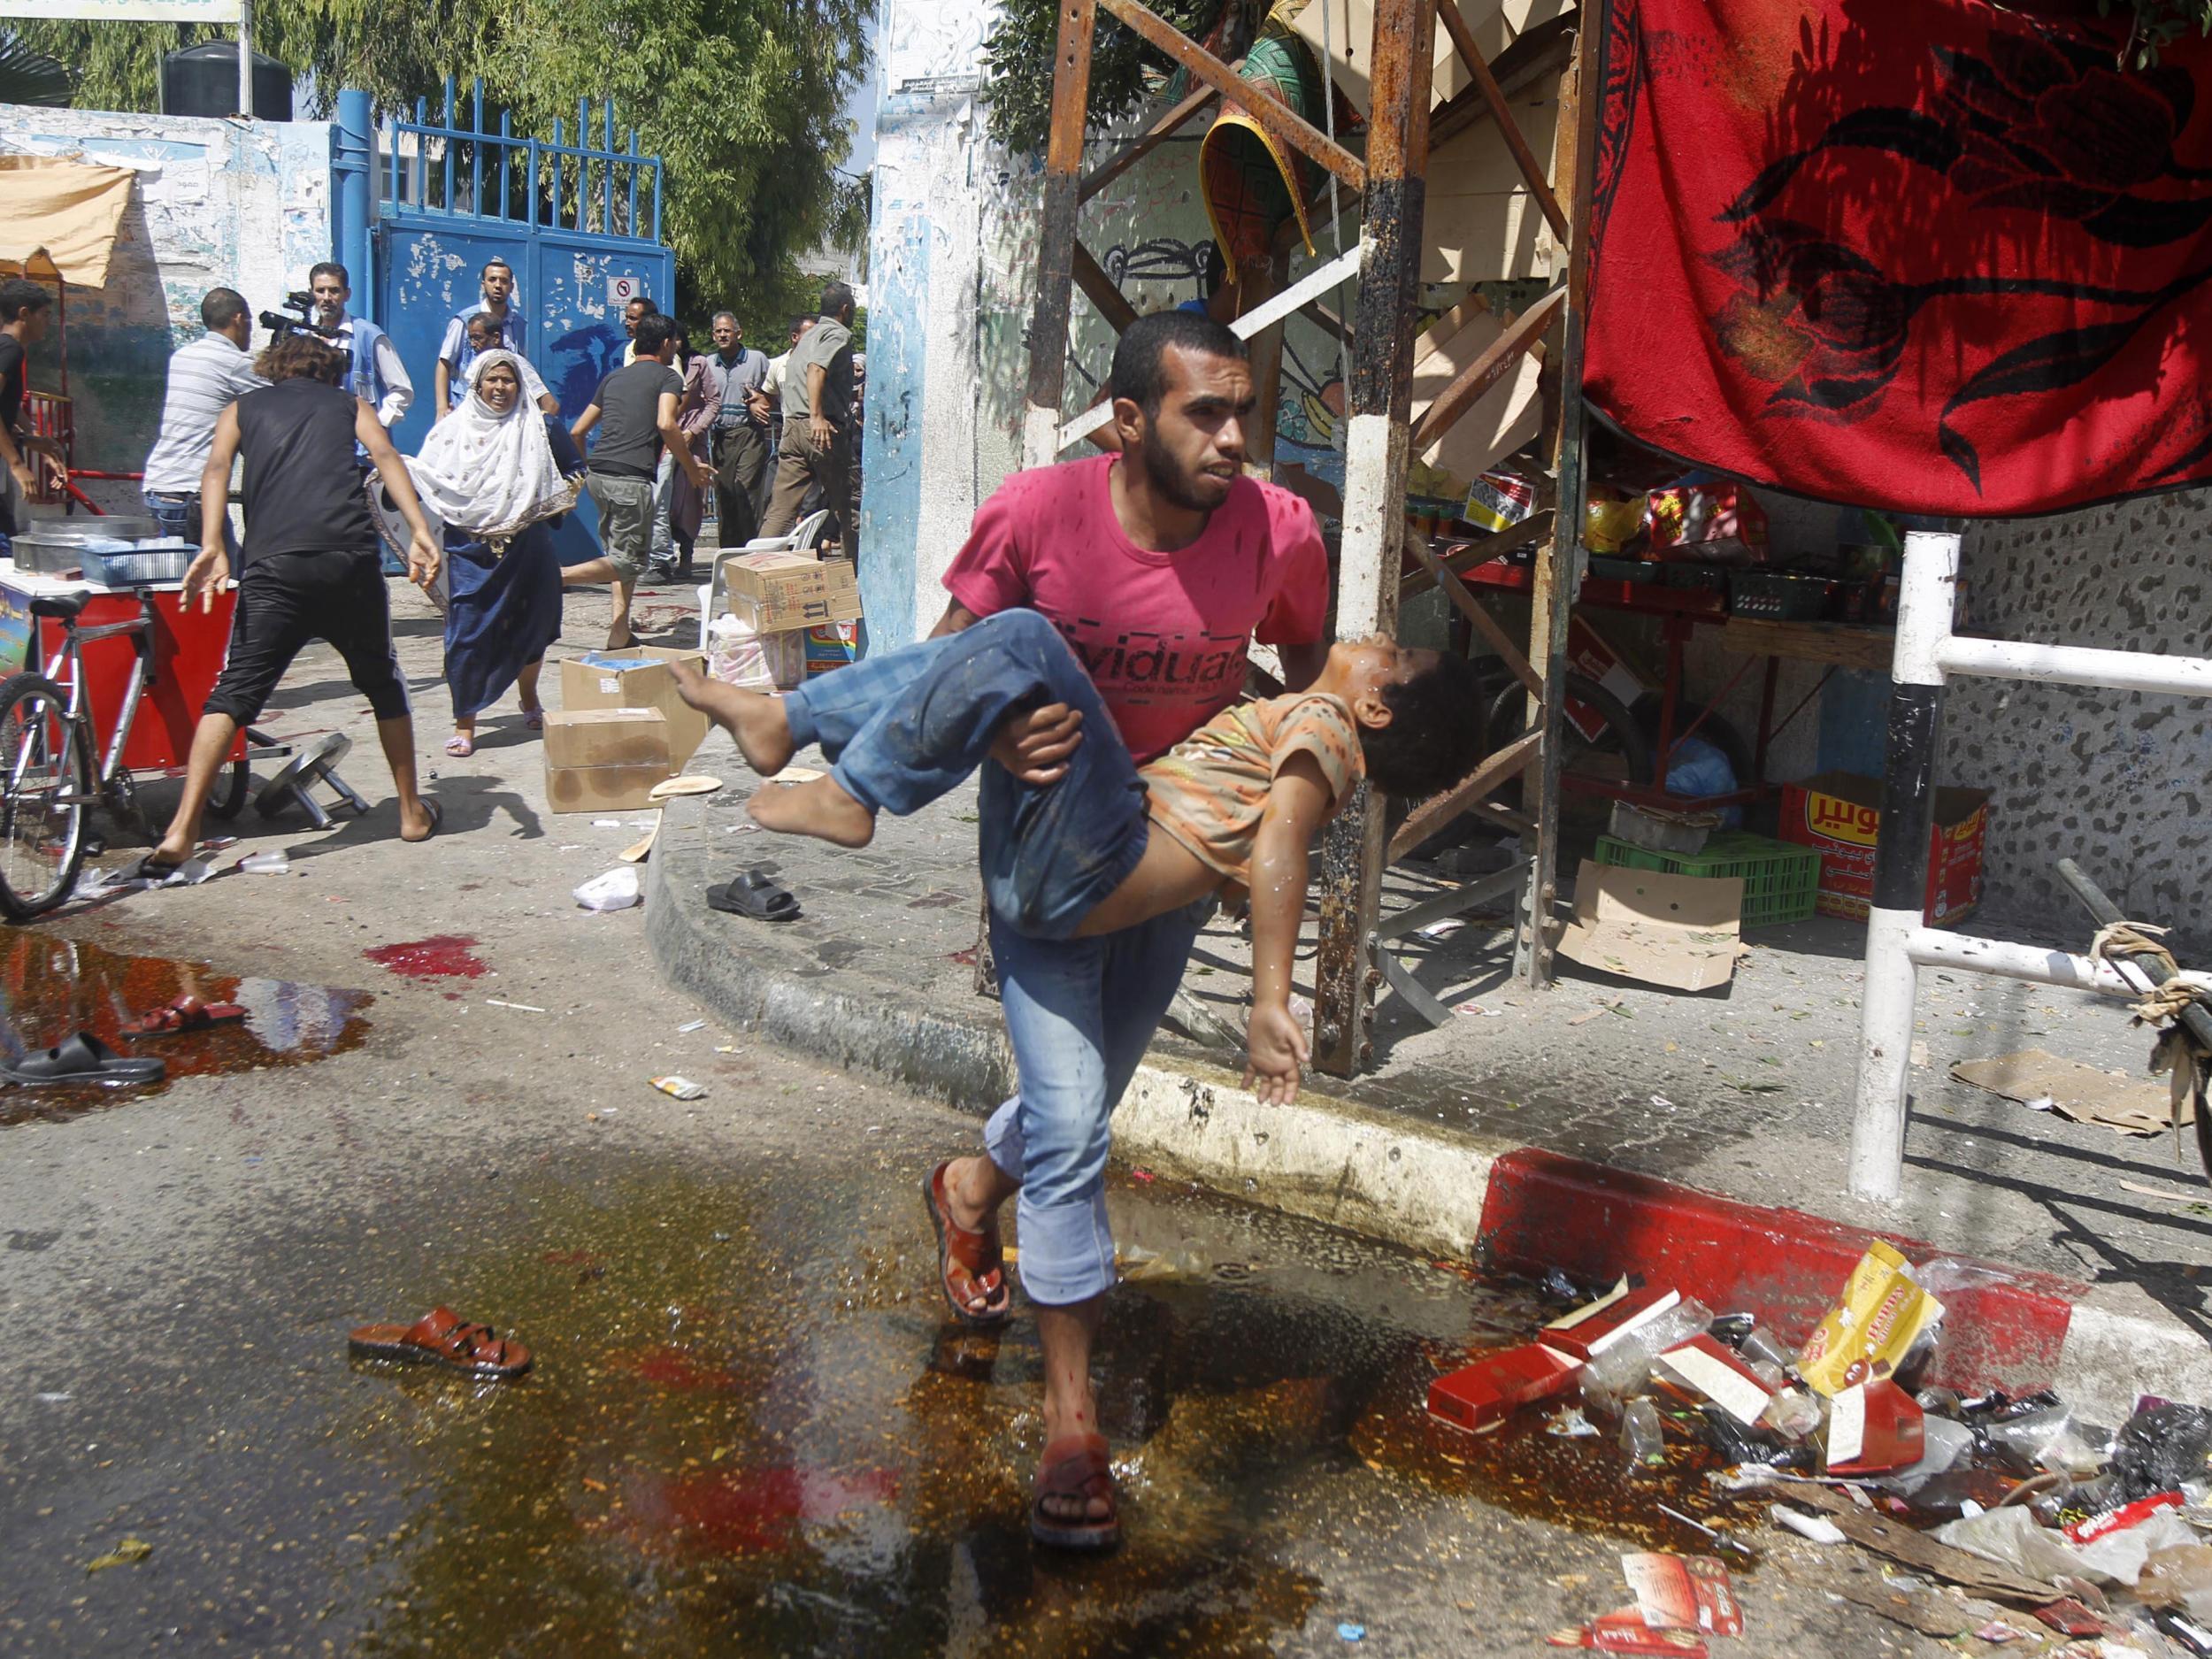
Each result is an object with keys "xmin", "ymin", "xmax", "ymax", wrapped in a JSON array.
[{"xmin": 1594, "ymin": 830, "xmax": 1822, "ymax": 928}]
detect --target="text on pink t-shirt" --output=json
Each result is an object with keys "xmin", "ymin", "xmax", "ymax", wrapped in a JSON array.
[{"xmin": 941, "ymin": 455, "xmax": 1329, "ymax": 764}]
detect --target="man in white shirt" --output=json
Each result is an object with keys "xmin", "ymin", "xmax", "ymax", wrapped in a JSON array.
[
  {"xmin": 309, "ymin": 263, "xmax": 411, "ymax": 432},
  {"xmin": 142, "ymin": 288, "xmax": 267, "ymax": 553},
  {"xmin": 433, "ymin": 257, "xmax": 523, "ymax": 419}
]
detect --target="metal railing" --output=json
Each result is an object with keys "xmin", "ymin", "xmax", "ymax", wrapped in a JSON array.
[
  {"xmin": 382, "ymin": 76, "xmax": 664, "ymax": 243},
  {"xmin": 1848, "ymin": 530, "xmax": 2212, "ymax": 1201}
]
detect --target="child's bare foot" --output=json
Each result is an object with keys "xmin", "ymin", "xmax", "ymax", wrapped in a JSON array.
[
  {"xmin": 748, "ymin": 774, "xmax": 876, "ymax": 847},
  {"xmin": 669, "ymin": 657, "xmax": 794, "ymax": 775}
]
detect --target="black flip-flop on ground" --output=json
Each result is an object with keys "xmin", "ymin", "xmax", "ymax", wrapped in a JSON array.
[
  {"xmin": 401, "ymin": 800, "xmax": 442, "ymax": 845},
  {"xmin": 1, "ymin": 1033, "xmax": 165, "ymax": 1087},
  {"xmin": 707, "ymin": 872, "xmax": 801, "ymax": 923}
]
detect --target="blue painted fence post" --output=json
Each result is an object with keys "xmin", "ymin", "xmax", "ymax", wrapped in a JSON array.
[{"xmin": 333, "ymin": 88, "xmax": 375, "ymax": 316}]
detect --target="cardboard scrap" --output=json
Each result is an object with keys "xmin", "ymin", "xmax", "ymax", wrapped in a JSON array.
[
  {"xmin": 1827, "ymin": 1572, "xmax": 1983, "ymax": 1639},
  {"xmin": 1556, "ymin": 861, "xmax": 1747, "ymax": 992},
  {"xmin": 1546, "ymin": 1608, "xmax": 1708, "ymax": 1654},
  {"xmin": 1759, "ymin": 1480, "xmax": 2063, "ymax": 1607},
  {"xmin": 1952, "ymin": 1048, "xmax": 2182, "ymax": 1137}
]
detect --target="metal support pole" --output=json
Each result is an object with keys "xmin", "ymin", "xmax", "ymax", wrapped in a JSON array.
[
  {"xmin": 237, "ymin": 0, "xmax": 253, "ymax": 117},
  {"xmin": 1021, "ymin": 0, "xmax": 1098, "ymax": 468},
  {"xmin": 1847, "ymin": 529, "xmax": 1958, "ymax": 1203},
  {"xmin": 1312, "ymin": 0, "xmax": 1437, "ymax": 1078},
  {"xmin": 1515, "ymin": 0, "xmax": 1607, "ymax": 987},
  {"xmin": 332, "ymin": 90, "xmax": 375, "ymax": 320}
]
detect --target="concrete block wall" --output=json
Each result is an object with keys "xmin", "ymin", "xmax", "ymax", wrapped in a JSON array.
[{"xmin": 0, "ymin": 105, "xmax": 334, "ymax": 498}]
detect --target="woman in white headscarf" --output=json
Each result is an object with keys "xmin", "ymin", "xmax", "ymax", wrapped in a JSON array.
[{"xmin": 372, "ymin": 349, "xmax": 582, "ymax": 756}]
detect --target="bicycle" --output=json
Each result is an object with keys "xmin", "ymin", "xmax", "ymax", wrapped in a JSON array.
[{"xmin": 0, "ymin": 588, "xmax": 250, "ymax": 920}]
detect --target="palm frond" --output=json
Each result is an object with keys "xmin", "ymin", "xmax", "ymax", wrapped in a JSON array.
[{"xmin": 0, "ymin": 34, "xmax": 76, "ymax": 107}]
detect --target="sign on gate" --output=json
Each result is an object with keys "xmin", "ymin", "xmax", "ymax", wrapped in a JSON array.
[{"xmin": 605, "ymin": 274, "xmax": 641, "ymax": 306}]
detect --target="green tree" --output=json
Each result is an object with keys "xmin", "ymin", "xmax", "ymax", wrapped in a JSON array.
[{"xmin": 15, "ymin": 0, "xmax": 866, "ymax": 329}]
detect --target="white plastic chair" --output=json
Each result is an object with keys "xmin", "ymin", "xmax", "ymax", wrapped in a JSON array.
[{"xmin": 695, "ymin": 509, "xmax": 834, "ymax": 650}]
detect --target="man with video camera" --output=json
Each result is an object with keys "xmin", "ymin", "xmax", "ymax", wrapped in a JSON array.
[{"xmin": 302, "ymin": 263, "xmax": 411, "ymax": 435}]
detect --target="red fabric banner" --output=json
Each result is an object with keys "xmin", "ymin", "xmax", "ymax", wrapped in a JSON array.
[{"xmin": 1582, "ymin": 0, "xmax": 2212, "ymax": 515}]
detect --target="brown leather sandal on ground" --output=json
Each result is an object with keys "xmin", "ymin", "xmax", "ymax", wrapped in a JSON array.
[
  {"xmin": 923, "ymin": 1160, "xmax": 1012, "ymax": 1328},
  {"xmin": 1030, "ymin": 1432, "xmax": 1121, "ymax": 1551},
  {"xmin": 119, "ymin": 995, "xmax": 245, "ymax": 1039},
  {"xmin": 348, "ymin": 1306, "xmax": 533, "ymax": 1378}
]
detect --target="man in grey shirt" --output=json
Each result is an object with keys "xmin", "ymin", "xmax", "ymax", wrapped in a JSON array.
[
  {"xmin": 761, "ymin": 281, "xmax": 856, "ymax": 549},
  {"xmin": 565, "ymin": 312, "xmax": 710, "ymax": 649},
  {"xmin": 142, "ymin": 288, "xmax": 266, "ymax": 553},
  {"xmin": 702, "ymin": 311, "xmax": 771, "ymax": 545}
]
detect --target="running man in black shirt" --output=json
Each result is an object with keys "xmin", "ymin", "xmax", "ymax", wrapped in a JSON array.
[{"xmin": 147, "ymin": 333, "xmax": 444, "ymax": 872}]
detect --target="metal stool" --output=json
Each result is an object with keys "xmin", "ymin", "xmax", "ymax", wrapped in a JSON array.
[{"xmin": 253, "ymin": 732, "xmax": 368, "ymax": 829}]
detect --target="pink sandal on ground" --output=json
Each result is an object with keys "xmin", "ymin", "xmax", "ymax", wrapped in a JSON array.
[{"xmin": 444, "ymin": 733, "xmax": 474, "ymax": 757}]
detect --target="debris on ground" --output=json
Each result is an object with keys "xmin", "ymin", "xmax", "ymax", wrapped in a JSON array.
[
  {"xmin": 1422, "ymin": 1238, "xmax": 2212, "ymax": 1653},
  {"xmin": 649, "ymin": 1075, "xmax": 707, "ymax": 1101},
  {"xmin": 84, "ymin": 1537, "xmax": 152, "ymax": 1574}
]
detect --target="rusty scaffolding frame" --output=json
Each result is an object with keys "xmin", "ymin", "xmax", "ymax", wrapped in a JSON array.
[{"xmin": 1019, "ymin": 0, "xmax": 1609, "ymax": 1075}]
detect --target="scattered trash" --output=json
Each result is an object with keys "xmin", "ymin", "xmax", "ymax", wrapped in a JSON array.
[
  {"xmin": 676, "ymin": 1019, "xmax": 707, "ymax": 1033},
  {"xmin": 1455, "ymin": 1000, "xmax": 1502, "ymax": 1018},
  {"xmin": 1335, "ymin": 1623, "xmax": 1365, "ymax": 1642},
  {"xmin": 1549, "ymin": 1406, "xmax": 1601, "ymax": 1438},
  {"xmin": 85, "ymin": 1537, "xmax": 152, "ymax": 1574},
  {"xmin": 1954, "ymin": 1048, "xmax": 2178, "ymax": 1138},
  {"xmin": 484, "ymin": 999, "xmax": 548, "ymax": 1013},
  {"xmin": 1416, "ymin": 918, "xmax": 1465, "ymax": 939},
  {"xmin": 35, "ymin": 1391, "xmax": 70, "ymax": 1404},
  {"xmin": 236, "ymin": 849, "xmax": 290, "ymax": 874},
  {"xmin": 1622, "ymin": 1553, "xmax": 1742, "ymax": 1636},
  {"xmin": 649, "ymin": 1075, "xmax": 707, "ymax": 1101},
  {"xmin": 592, "ymin": 818, "xmax": 623, "ymax": 827},
  {"xmin": 573, "ymin": 867, "xmax": 642, "ymax": 911},
  {"xmin": 1770, "ymin": 1504, "xmax": 1845, "ymax": 1544}
]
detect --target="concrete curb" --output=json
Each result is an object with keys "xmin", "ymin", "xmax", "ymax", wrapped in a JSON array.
[{"xmin": 644, "ymin": 795, "xmax": 2212, "ymax": 1420}]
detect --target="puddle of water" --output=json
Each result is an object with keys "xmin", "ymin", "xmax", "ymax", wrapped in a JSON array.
[
  {"xmin": 364, "ymin": 934, "xmax": 488, "ymax": 979},
  {"xmin": 0, "ymin": 930, "xmax": 371, "ymax": 1123},
  {"xmin": 287, "ymin": 1163, "xmax": 1758, "ymax": 1656}
]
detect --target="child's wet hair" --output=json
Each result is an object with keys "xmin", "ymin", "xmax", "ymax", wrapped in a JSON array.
[{"xmin": 1357, "ymin": 652, "xmax": 1490, "ymax": 800}]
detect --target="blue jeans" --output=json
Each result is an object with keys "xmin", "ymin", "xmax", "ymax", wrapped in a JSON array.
[
  {"xmin": 781, "ymin": 609, "xmax": 1153, "ymax": 941},
  {"xmin": 143, "ymin": 488, "xmax": 239, "ymax": 557},
  {"xmin": 780, "ymin": 608, "xmax": 1208, "ymax": 1305}
]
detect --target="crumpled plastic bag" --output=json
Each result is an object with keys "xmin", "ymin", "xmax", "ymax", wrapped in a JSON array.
[
  {"xmin": 1937, "ymin": 1498, "xmax": 2197, "ymax": 1587},
  {"xmin": 573, "ymin": 866, "xmax": 641, "ymax": 911}
]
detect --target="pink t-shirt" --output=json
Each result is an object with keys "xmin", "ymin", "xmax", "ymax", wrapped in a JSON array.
[{"xmin": 941, "ymin": 455, "xmax": 1330, "ymax": 764}]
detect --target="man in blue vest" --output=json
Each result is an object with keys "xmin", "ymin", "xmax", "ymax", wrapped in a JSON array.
[
  {"xmin": 309, "ymin": 262, "xmax": 412, "ymax": 437},
  {"xmin": 433, "ymin": 257, "xmax": 524, "ymax": 419}
]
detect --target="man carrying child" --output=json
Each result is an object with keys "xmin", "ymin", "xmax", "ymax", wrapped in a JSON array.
[{"xmin": 680, "ymin": 311, "xmax": 1480, "ymax": 1550}]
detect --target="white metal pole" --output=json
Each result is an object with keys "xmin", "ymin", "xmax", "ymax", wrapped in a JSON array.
[
  {"xmin": 238, "ymin": 0, "xmax": 254, "ymax": 118},
  {"xmin": 1847, "ymin": 529, "xmax": 1960, "ymax": 1203}
]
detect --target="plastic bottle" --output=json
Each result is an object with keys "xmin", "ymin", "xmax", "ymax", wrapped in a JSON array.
[{"xmin": 1622, "ymin": 1398, "xmax": 1666, "ymax": 1474}]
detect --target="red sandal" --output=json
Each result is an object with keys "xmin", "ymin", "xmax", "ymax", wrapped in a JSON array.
[
  {"xmin": 922, "ymin": 1160, "xmax": 1012, "ymax": 1327},
  {"xmin": 349, "ymin": 1306, "xmax": 533, "ymax": 1379},
  {"xmin": 118, "ymin": 995, "xmax": 244, "ymax": 1039},
  {"xmin": 1031, "ymin": 1432, "xmax": 1121, "ymax": 1551}
]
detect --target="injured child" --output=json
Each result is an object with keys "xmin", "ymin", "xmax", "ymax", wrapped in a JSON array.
[{"xmin": 672, "ymin": 608, "xmax": 1484, "ymax": 1102}]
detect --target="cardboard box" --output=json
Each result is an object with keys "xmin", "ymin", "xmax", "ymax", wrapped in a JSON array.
[
  {"xmin": 1778, "ymin": 771, "xmax": 1988, "ymax": 926},
  {"xmin": 542, "ymin": 707, "xmax": 671, "ymax": 771},
  {"xmin": 723, "ymin": 550, "xmax": 861, "ymax": 634},
  {"xmin": 559, "ymin": 647, "xmax": 710, "ymax": 767},
  {"xmin": 544, "ymin": 762, "xmax": 672, "ymax": 814}
]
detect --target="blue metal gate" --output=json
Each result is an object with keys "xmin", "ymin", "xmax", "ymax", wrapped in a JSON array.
[{"xmin": 374, "ymin": 81, "xmax": 674, "ymax": 560}]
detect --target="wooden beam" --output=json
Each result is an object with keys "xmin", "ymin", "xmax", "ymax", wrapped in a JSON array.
[
  {"xmin": 1312, "ymin": 0, "xmax": 1436, "ymax": 1079},
  {"xmin": 1275, "ymin": 12, "xmax": 1575, "ymax": 257},
  {"xmin": 1407, "ymin": 285, "xmax": 1563, "ymax": 454},
  {"xmin": 1404, "ymin": 536, "xmax": 1540, "ymax": 696},
  {"xmin": 1387, "ymin": 731, "xmax": 1540, "ymax": 863},
  {"xmin": 1079, "ymin": 85, "xmax": 1215, "ymax": 204},
  {"xmin": 1020, "ymin": 0, "xmax": 1099, "ymax": 468},
  {"xmin": 1071, "ymin": 242, "xmax": 1140, "ymax": 334},
  {"xmin": 1402, "ymin": 508, "xmax": 1558, "ymax": 595},
  {"xmin": 1096, "ymin": 0, "xmax": 1367, "ymax": 191},
  {"xmin": 1434, "ymin": 0, "xmax": 1571, "ymax": 246},
  {"xmin": 1515, "ymin": 1, "xmax": 1608, "ymax": 989}
]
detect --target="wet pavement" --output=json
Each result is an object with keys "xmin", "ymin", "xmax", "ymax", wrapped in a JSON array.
[{"xmin": 0, "ymin": 585, "xmax": 1956, "ymax": 1656}]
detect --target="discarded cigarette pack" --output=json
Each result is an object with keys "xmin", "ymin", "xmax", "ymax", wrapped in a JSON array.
[
  {"xmin": 1825, "ymin": 1377, "xmax": 1925, "ymax": 1475},
  {"xmin": 1622, "ymin": 1553, "xmax": 1744, "ymax": 1638},
  {"xmin": 1426, "ymin": 1343, "xmax": 1581, "ymax": 1432},
  {"xmin": 1542, "ymin": 1281, "xmax": 1684, "ymax": 1362},
  {"xmin": 1653, "ymin": 1334, "xmax": 1776, "ymax": 1427}
]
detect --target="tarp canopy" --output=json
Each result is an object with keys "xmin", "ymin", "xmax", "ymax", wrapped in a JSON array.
[{"xmin": 0, "ymin": 154, "xmax": 134, "ymax": 289}]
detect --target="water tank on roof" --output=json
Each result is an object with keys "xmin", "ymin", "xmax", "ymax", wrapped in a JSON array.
[{"xmin": 161, "ymin": 42, "xmax": 293, "ymax": 121}]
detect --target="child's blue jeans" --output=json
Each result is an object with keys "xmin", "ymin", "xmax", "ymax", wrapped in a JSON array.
[{"xmin": 780, "ymin": 608, "xmax": 1207, "ymax": 1306}]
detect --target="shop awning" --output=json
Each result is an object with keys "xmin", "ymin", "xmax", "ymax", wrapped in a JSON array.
[{"xmin": 0, "ymin": 154, "xmax": 135, "ymax": 289}]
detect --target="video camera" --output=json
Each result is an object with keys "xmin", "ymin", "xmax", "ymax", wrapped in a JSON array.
[{"xmin": 257, "ymin": 289, "xmax": 341, "ymax": 340}]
